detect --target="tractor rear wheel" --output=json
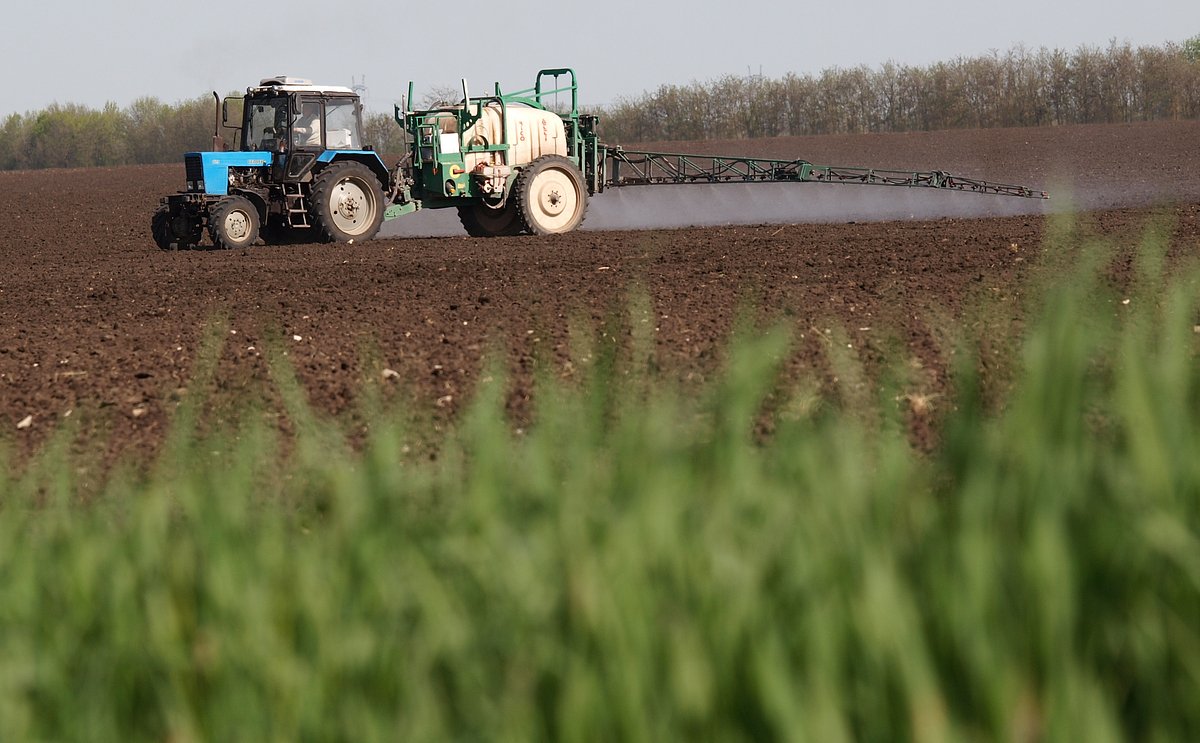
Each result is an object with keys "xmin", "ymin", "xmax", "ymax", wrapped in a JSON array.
[
  {"xmin": 514, "ymin": 155, "xmax": 587, "ymax": 235},
  {"xmin": 309, "ymin": 162, "xmax": 385, "ymax": 243},
  {"xmin": 151, "ymin": 204, "xmax": 202, "ymax": 250},
  {"xmin": 457, "ymin": 201, "xmax": 525, "ymax": 237},
  {"xmin": 209, "ymin": 196, "xmax": 260, "ymax": 250}
]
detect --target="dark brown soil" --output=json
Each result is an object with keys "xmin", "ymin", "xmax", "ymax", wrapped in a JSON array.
[{"xmin": 1, "ymin": 120, "xmax": 1198, "ymax": 469}]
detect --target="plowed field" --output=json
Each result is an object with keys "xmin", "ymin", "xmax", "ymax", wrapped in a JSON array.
[{"xmin": 2, "ymin": 120, "xmax": 1198, "ymax": 466}]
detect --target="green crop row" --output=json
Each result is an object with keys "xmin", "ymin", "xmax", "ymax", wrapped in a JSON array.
[{"xmin": 1, "ymin": 219, "xmax": 1198, "ymax": 741}]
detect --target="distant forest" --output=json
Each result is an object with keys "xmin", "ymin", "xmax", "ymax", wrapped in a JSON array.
[
  {"xmin": 603, "ymin": 37, "xmax": 1200, "ymax": 141},
  {"xmin": 1, "ymin": 38, "xmax": 1197, "ymax": 171}
]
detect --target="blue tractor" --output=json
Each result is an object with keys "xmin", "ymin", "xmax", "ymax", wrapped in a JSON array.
[{"xmin": 152, "ymin": 76, "xmax": 391, "ymax": 249}]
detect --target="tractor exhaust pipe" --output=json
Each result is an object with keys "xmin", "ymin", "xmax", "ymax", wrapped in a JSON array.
[{"xmin": 211, "ymin": 91, "xmax": 225, "ymax": 152}]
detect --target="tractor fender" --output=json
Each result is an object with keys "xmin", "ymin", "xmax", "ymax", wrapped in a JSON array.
[
  {"xmin": 315, "ymin": 151, "xmax": 390, "ymax": 191},
  {"xmin": 230, "ymin": 188, "xmax": 270, "ymax": 222}
]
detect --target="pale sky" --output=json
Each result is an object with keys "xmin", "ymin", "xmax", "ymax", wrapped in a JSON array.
[{"xmin": 5, "ymin": 0, "xmax": 1197, "ymax": 117}]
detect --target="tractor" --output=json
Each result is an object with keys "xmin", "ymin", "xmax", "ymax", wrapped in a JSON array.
[
  {"xmin": 153, "ymin": 69, "xmax": 1046, "ymax": 249},
  {"xmin": 152, "ymin": 76, "xmax": 389, "ymax": 249}
]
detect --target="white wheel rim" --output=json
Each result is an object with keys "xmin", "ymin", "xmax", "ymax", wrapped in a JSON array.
[
  {"xmin": 529, "ymin": 167, "xmax": 580, "ymax": 232},
  {"xmin": 224, "ymin": 209, "xmax": 250, "ymax": 241},
  {"xmin": 329, "ymin": 178, "xmax": 376, "ymax": 236}
]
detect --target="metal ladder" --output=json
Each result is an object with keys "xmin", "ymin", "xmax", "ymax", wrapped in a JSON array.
[{"xmin": 283, "ymin": 183, "xmax": 311, "ymax": 227}]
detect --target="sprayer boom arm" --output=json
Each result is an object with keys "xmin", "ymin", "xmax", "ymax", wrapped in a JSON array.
[{"xmin": 602, "ymin": 147, "xmax": 1047, "ymax": 199}]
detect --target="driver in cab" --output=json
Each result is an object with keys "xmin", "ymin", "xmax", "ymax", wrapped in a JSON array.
[{"xmin": 293, "ymin": 102, "xmax": 322, "ymax": 148}]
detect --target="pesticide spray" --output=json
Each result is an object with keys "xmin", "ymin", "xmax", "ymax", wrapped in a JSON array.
[{"xmin": 380, "ymin": 180, "xmax": 1058, "ymax": 239}]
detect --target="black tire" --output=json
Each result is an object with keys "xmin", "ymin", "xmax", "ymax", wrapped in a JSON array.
[
  {"xmin": 208, "ymin": 196, "xmax": 261, "ymax": 250},
  {"xmin": 309, "ymin": 162, "xmax": 385, "ymax": 243},
  {"xmin": 514, "ymin": 155, "xmax": 588, "ymax": 235},
  {"xmin": 151, "ymin": 205, "xmax": 175, "ymax": 250},
  {"xmin": 151, "ymin": 204, "xmax": 202, "ymax": 250},
  {"xmin": 457, "ymin": 201, "xmax": 525, "ymax": 237}
]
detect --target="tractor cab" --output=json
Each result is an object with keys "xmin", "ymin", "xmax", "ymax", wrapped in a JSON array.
[{"xmin": 240, "ymin": 77, "xmax": 367, "ymax": 182}]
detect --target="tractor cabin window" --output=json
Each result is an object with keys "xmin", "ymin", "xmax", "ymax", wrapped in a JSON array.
[
  {"xmin": 324, "ymin": 98, "xmax": 362, "ymax": 150},
  {"xmin": 293, "ymin": 99, "xmax": 324, "ymax": 149}
]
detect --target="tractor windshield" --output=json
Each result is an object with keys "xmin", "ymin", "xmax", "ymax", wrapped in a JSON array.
[{"xmin": 244, "ymin": 96, "xmax": 289, "ymax": 151}]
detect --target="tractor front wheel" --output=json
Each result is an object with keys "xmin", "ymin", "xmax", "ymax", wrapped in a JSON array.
[
  {"xmin": 310, "ymin": 162, "xmax": 385, "ymax": 243},
  {"xmin": 209, "ymin": 196, "xmax": 261, "ymax": 250},
  {"xmin": 514, "ymin": 155, "xmax": 587, "ymax": 235}
]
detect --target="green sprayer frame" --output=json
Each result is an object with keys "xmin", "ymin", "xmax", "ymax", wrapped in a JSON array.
[
  {"xmin": 601, "ymin": 148, "xmax": 1046, "ymax": 198},
  {"xmin": 385, "ymin": 67, "xmax": 1046, "ymax": 224}
]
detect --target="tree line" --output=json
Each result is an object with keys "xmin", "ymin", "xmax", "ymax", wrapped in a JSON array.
[
  {"xmin": 602, "ymin": 38, "xmax": 1200, "ymax": 142},
  {"xmin": 1, "ymin": 37, "xmax": 1197, "ymax": 171}
]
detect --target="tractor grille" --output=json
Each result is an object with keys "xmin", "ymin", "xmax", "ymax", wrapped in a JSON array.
[{"xmin": 184, "ymin": 154, "xmax": 204, "ymax": 192}]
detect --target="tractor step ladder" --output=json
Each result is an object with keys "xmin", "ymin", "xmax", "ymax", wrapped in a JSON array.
[{"xmin": 284, "ymin": 183, "xmax": 311, "ymax": 227}]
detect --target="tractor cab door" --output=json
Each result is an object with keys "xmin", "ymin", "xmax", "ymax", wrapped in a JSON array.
[
  {"xmin": 283, "ymin": 95, "xmax": 323, "ymax": 180},
  {"xmin": 284, "ymin": 95, "xmax": 367, "ymax": 180}
]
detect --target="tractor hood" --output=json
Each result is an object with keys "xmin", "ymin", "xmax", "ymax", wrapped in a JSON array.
[{"xmin": 185, "ymin": 151, "xmax": 274, "ymax": 195}]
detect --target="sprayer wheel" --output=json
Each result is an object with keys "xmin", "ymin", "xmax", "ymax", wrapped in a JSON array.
[
  {"xmin": 458, "ymin": 201, "xmax": 525, "ymax": 237},
  {"xmin": 514, "ymin": 155, "xmax": 588, "ymax": 235}
]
